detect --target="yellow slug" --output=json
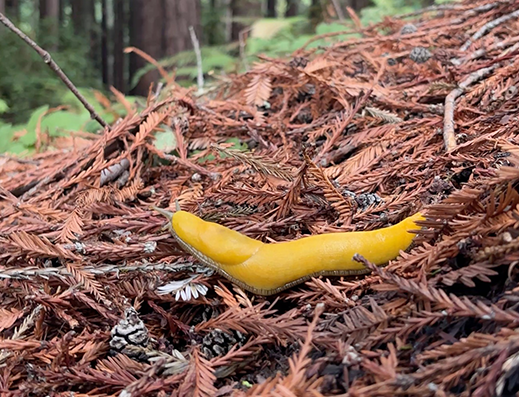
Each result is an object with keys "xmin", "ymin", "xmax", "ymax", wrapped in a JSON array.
[{"xmin": 153, "ymin": 206, "xmax": 424, "ymax": 296}]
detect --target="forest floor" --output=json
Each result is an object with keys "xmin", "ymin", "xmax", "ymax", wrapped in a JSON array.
[{"xmin": 2, "ymin": 0, "xmax": 519, "ymax": 396}]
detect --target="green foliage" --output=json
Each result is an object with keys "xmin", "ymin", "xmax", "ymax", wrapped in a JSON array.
[
  {"xmin": 246, "ymin": 16, "xmax": 320, "ymax": 55},
  {"xmin": 130, "ymin": 44, "xmax": 240, "ymax": 89},
  {"xmin": 17, "ymin": 105, "xmax": 49, "ymax": 147},
  {"xmin": 0, "ymin": 99, "xmax": 9, "ymax": 115},
  {"xmin": 40, "ymin": 109, "xmax": 91, "ymax": 137},
  {"xmin": 0, "ymin": 87, "xmax": 139, "ymax": 155},
  {"xmin": 195, "ymin": 137, "xmax": 248, "ymax": 163},
  {"xmin": 361, "ymin": 0, "xmax": 424, "ymax": 24},
  {"xmin": 201, "ymin": 0, "xmax": 227, "ymax": 46},
  {"xmin": 154, "ymin": 125, "xmax": 178, "ymax": 153},
  {"xmin": 250, "ymin": 17, "xmax": 304, "ymax": 38},
  {"xmin": 0, "ymin": 123, "xmax": 25, "ymax": 154},
  {"xmin": 0, "ymin": 21, "xmax": 100, "ymax": 125}
]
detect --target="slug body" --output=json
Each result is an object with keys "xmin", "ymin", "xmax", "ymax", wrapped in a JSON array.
[{"xmin": 155, "ymin": 207, "xmax": 424, "ymax": 296}]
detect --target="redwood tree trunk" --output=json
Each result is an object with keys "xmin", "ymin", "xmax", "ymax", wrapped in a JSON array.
[
  {"xmin": 346, "ymin": 0, "xmax": 372, "ymax": 11},
  {"xmin": 5, "ymin": 0, "xmax": 19, "ymax": 20},
  {"xmin": 89, "ymin": 0, "xmax": 101, "ymax": 76},
  {"xmin": 130, "ymin": 0, "xmax": 163, "ymax": 95},
  {"xmin": 285, "ymin": 0, "xmax": 298, "ymax": 17},
  {"xmin": 230, "ymin": 0, "xmax": 261, "ymax": 41},
  {"xmin": 101, "ymin": 0, "xmax": 109, "ymax": 86},
  {"xmin": 163, "ymin": 0, "xmax": 201, "ymax": 57},
  {"xmin": 113, "ymin": 0, "xmax": 126, "ymax": 92},
  {"xmin": 39, "ymin": 0, "xmax": 59, "ymax": 51},
  {"xmin": 130, "ymin": 0, "xmax": 201, "ymax": 96},
  {"xmin": 71, "ymin": 0, "xmax": 89, "ymax": 34},
  {"xmin": 266, "ymin": 0, "xmax": 276, "ymax": 17},
  {"xmin": 309, "ymin": 0, "xmax": 323, "ymax": 29},
  {"xmin": 71, "ymin": 0, "xmax": 97, "ymax": 62},
  {"xmin": 39, "ymin": 0, "xmax": 60, "ymax": 21}
]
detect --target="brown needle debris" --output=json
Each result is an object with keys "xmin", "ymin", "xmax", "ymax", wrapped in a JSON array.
[{"xmin": 3, "ymin": 0, "xmax": 519, "ymax": 396}]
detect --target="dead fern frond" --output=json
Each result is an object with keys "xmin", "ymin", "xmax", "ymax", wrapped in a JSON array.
[
  {"xmin": 0, "ymin": 308, "xmax": 24, "ymax": 332},
  {"xmin": 132, "ymin": 110, "xmax": 170, "ymax": 149},
  {"xmin": 334, "ymin": 143, "xmax": 387, "ymax": 182},
  {"xmin": 178, "ymin": 347, "xmax": 217, "ymax": 397},
  {"xmin": 363, "ymin": 106, "xmax": 403, "ymax": 124},
  {"xmin": 0, "ymin": 305, "xmax": 42, "ymax": 365},
  {"xmin": 244, "ymin": 75, "xmax": 272, "ymax": 107},
  {"xmin": 276, "ymin": 163, "xmax": 308, "ymax": 219},
  {"xmin": 359, "ymin": 255, "xmax": 519, "ymax": 325},
  {"xmin": 175, "ymin": 183, "xmax": 204, "ymax": 207},
  {"xmin": 434, "ymin": 263, "xmax": 499, "ymax": 287},
  {"xmin": 322, "ymin": 297, "xmax": 390, "ymax": 347},
  {"xmin": 305, "ymin": 152, "xmax": 353, "ymax": 222},
  {"xmin": 91, "ymin": 353, "xmax": 145, "ymax": 383},
  {"xmin": 303, "ymin": 58, "xmax": 339, "ymax": 74},
  {"xmin": 58, "ymin": 209, "xmax": 84, "ymax": 243},
  {"xmin": 112, "ymin": 177, "xmax": 143, "ymax": 202},
  {"xmin": 6, "ymin": 231, "xmax": 79, "ymax": 260},
  {"xmin": 212, "ymin": 145, "xmax": 293, "ymax": 181},
  {"xmin": 195, "ymin": 301, "xmax": 305, "ymax": 342},
  {"xmin": 248, "ymin": 304, "xmax": 325, "ymax": 395},
  {"xmin": 65, "ymin": 262, "xmax": 108, "ymax": 305},
  {"xmin": 362, "ymin": 343, "xmax": 399, "ymax": 382}
]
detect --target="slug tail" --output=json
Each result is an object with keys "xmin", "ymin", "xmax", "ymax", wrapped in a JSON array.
[{"xmin": 406, "ymin": 212, "xmax": 426, "ymax": 232}]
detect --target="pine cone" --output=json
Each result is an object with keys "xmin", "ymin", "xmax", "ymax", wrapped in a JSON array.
[
  {"xmin": 400, "ymin": 23, "xmax": 417, "ymax": 35},
  {"xmin": 201, "ymin": 328, "xmax": 247, "ymax": 359},
  {"xmin": 109, "ymin": 307, "xmax": 149, "ymax": 358},
  {"xmin": 409, "ymin": 47, "xmax": 432, "ymax": 64}
]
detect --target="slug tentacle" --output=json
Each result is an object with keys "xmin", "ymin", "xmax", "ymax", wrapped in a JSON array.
[{"xmin": 154, "ymin": 206, "xmax": 424, "ymax": 295}]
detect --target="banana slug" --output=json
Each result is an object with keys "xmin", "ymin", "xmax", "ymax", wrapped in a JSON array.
[{"xmin": 153, "ymin": 206, "xmax": 424, "ymax": 296}]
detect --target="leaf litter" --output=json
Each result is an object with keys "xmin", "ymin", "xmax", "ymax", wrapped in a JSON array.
[{"xmin": 3, "ymin": 0, "xmax": 519, "ymax": 395}]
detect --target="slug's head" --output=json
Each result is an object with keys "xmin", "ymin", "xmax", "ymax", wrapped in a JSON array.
[
  {"xmin": 152, "ymin": 205, "xmax": 174, "ymax": 222},
  {"xmin": 152, "ymin": 204, "xmax": 179, "ymax": 233},
  {"xmin": 152, "ymin": 204, "xmax": 263, "ymax": 266}
]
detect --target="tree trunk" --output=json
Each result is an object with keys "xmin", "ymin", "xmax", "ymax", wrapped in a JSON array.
[
  {"xmin": 346, "ymin": 0, "xmax": 371, "ymax": 12},
  {"xmin": 71, "ymin": 0, "xmax": 88, "ymax": 34},
  {"xmin": 39, "ymin": 0, "xmax": 59, "ymax": 50},
  {"xmin": 89, "ymin": 0, "xmax": 101, "ymax": 77},
  {"xmin": 205, "ymin": 0, "xmax": 224, "ymax": 46},
  {"xmin": 39, "ymin": 0, "xmax": 60, "ymax": 21},
  {"xmin": 308, "ymin": 0, "xmax": 323, "ymax": 30},
  {"xmin": 72, "ymin": 0, "xmax": 99, "ymax": 80},
  {"xmin": 0, "ymin": 0, "xmax": 5, "ymax": 15},
  {"xmin": 266, "ymin": 0, "xmax": 276, "ymax": 17},
  {"xmin": 224, "ymin": 0, "xmax": 232, "ymax": 42},
  {"xmin": 130, "ymin": 0, "xmax": 166, "ymax": 96},
  {"xmin": 163, "ymin": 0, "xmax": 201, "ymax": 57},
  {"xmin": 101, "ymin": 0, "xmax": 109, "ymax": 87},
  {"xmin": 59, "ymin": 0, "xmax": 66, "ymax": 26},
  {"xmin": 39, "ymin": 0, "xmax": 47, "ymax": 17},
  {"xmin": 230, "ymin": 0, "xmax": 261, "ymax": 41},
  {"xmin": 130, "ymin": 0, "xmax": 201, "ymax": 96},
  {"xmin": 229, "ymin": 0, "xmax": 238, "ymax": 41},
  {"xmin": 5, "ymin": 0, "xmax": 19, "ymax": 20},
  {"xmin": 285, "ymin": 0, "xmax": 298, "ymax": 17},
  {"xmin": 113, "ymin": 0, "xmax": 126, "ymax": 92}
]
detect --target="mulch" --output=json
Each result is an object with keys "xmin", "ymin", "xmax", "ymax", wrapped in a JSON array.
[{"xmin": 2, "ymin": 0, "xmax": 519, "ymax": 395}]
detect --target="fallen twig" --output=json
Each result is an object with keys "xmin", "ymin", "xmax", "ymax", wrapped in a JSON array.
[{"xmin": 443, "ymin": 64, "xmax": 498, "ymax": 151}]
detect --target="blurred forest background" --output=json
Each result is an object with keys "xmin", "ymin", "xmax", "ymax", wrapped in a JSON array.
[{"xmin": 0, "ymin": 0, "xmax": 451, "ymax": 155}]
